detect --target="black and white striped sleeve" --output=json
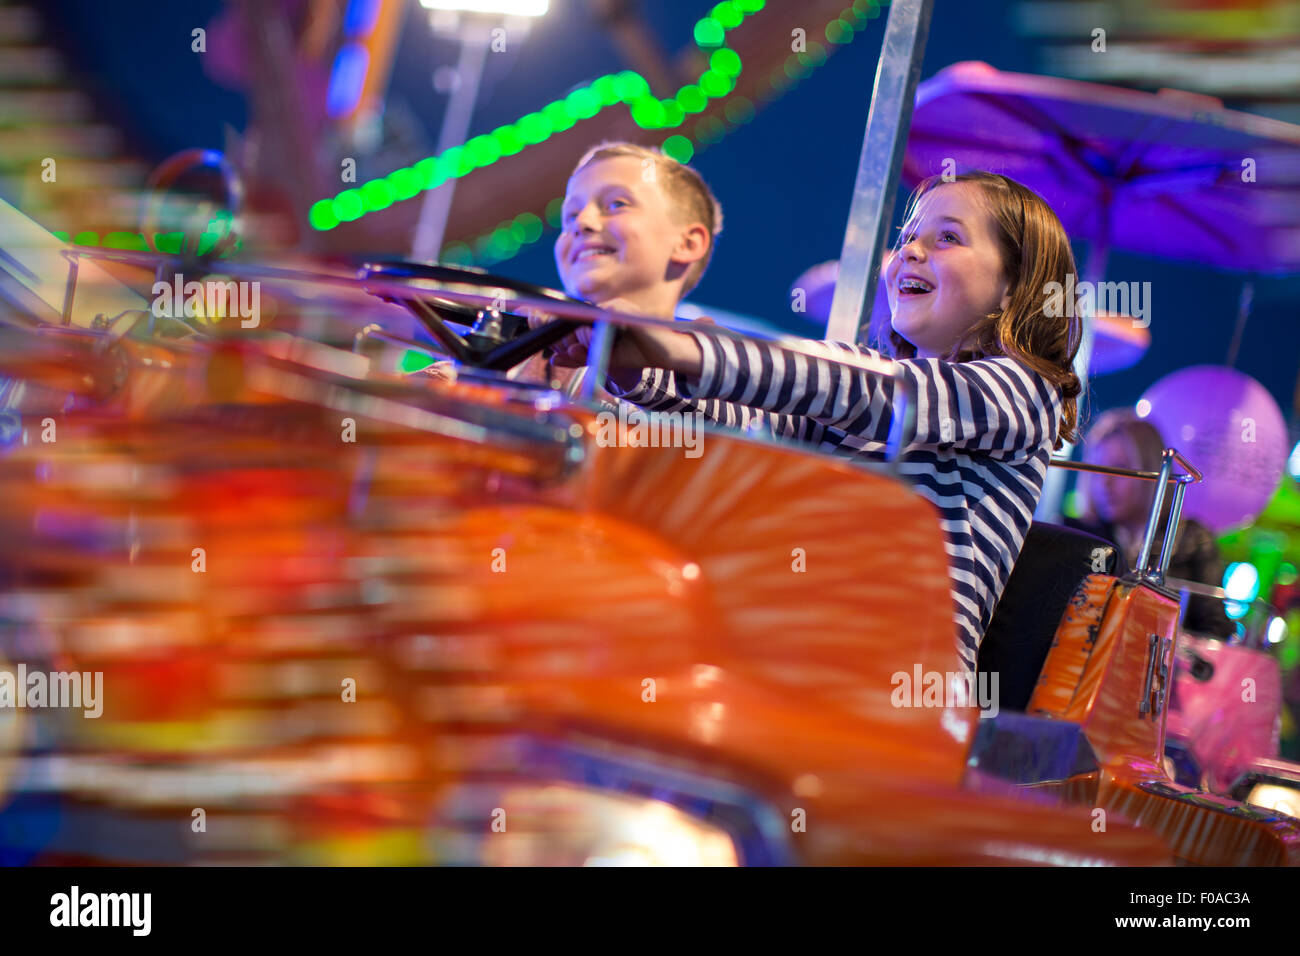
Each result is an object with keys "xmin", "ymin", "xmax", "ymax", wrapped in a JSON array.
[
  {"xmin": 605, "ymin": 365, "xmax": 771, "ymax": 433},
  {"xmin": 676, "ymin": 331, "xmax": 1062, "ymax": 455}
]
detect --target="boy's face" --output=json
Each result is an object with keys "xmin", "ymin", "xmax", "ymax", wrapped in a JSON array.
[
  {"xmin": 885, "ymin": 182, "xmax": 1011, "ymax": 358},
  {"xmin": 554, "ymin": 156, "xmax": 696, "ymax": 304}
]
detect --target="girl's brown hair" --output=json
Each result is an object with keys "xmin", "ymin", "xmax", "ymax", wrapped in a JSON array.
[{"xmin": 886, "ymin": 171, "xmax": 1083, "ymax": 446}]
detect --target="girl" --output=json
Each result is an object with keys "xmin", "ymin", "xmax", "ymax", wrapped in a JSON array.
[{"xmin": 559, "ymin": 172, "xmax": 1082, "ymax": 672}]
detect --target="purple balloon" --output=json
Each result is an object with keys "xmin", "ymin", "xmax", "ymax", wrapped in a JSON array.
[{"xmin": 1138, "ymin": 366, "xmax": 1288, "ymax": 533}]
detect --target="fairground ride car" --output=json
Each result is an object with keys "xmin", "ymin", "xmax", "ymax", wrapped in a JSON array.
[{"xmin": 0, "ymin": 193, "xmax": 1297, "ymax": 866}]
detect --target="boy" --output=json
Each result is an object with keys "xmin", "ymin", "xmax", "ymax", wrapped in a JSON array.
[
  {"xmin": 426, "ymin": 142, "xmax": 723, "ymax": 394},
  {"xmin": 550, "ymin": 141, "xmax": 722, "ymax": 343}
]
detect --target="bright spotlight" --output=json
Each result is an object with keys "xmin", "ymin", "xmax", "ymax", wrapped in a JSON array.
[
  {"xmin": 419, "ymin": 0, "xmax": 549, "ymax": 14},
  {"xmin": 1268, "ymin": 616, "xmax": 1288, "ymax": 645}
]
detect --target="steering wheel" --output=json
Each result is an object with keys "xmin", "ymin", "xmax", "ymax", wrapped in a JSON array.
[{"xmin": 360, "ymin": 260, "xmax": 588, "ymax": 371}]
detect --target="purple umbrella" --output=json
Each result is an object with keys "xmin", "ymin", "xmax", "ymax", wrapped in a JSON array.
[
  {"xmin": 903, "ymin": 61, "xmax": 1300, "ymax": 277},
  {"xmin": 901, "ymin": 61, "xmax": 1300, "ymax": 387}
]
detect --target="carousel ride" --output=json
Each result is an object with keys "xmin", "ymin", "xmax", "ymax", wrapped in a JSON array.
[{"xmin": 0, "ymin": 0, "xmax": 1298, "ymax": 867}]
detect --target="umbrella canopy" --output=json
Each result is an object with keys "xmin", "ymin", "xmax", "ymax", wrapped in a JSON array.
[{"xmin": 902, "ymin": 61, "xmax": 1300, "ymax": 275}]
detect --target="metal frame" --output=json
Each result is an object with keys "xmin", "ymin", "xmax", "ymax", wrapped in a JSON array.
[
  {"xmin": 827, "ymin": 0, "xmax": 934, "ymax": 345},
  {"xmin": 1047, "ymin": 449, "xmax": 1203, "ymax": 586}
]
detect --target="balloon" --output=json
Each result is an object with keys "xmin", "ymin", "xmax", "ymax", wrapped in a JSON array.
[{"xmin": 1138, "ymin": 366, "xmax": 1288, "ymax": 533}]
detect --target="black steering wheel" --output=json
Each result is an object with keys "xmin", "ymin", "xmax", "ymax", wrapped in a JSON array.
[{"xmin": 360, "ymin": 260, "xmax": 589, "ymax": 371}]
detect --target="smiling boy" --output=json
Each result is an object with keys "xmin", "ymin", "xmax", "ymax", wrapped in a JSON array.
[
  {"xmin": 556, "ymin": 143, "xmax": 720, "ymax": 320},
  {"xmin": 432, "ymin": 142, "xmax": 722, "ymax": 392},
  {"xmin": 529, "ymin": 142, "xmax": 723, "ymax": 390}
]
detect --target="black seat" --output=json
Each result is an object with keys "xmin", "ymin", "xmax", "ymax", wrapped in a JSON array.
[{"xmin": 977, "ymin": 522, "xmax": 1126, "ymax": 712}]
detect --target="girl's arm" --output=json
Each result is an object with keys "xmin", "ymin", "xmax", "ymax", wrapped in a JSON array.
[
  {"xmin": 624, "ymin": 327, "xmax": 1062, "ymax": 455},
  {"xmin": 606, "ymin": 365, "xmax": 773, "ymax": 433},
  {"xmin": 603, "ymin": 322, "xmax": 776, "ymax": 435}
]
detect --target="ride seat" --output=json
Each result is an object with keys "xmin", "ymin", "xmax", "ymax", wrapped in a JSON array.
[{"xmin": 978, "ymin": 522, "xmax": 1126, "ymax": 712}]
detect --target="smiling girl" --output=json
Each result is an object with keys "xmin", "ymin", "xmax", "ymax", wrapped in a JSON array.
[{"xmin": 586, "ymin": 171, "xmax": 1084, "ymax": 672}]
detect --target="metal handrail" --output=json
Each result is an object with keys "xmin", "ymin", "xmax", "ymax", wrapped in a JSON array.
[
  {"xmin": 1047, "ymin": 455, "xmax": 1203, "ymax": 485},
  {"xmin": 1048, "ymin": 449, "xmax": 1204, "ymax": 585}
]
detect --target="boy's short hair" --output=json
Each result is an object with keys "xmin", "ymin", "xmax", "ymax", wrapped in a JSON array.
[{"xmin": 571, "ymin": 142, "xmax": 723, "ymax": 295}]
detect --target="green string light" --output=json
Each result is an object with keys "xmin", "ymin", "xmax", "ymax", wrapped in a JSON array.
[
  {"xmin": 60, "ymin": 4, "xmax": 856, "ymax": 266},
  {"xmin": 440, "ymin": 12, "xmax": 869, "ymax": 269},
  {"xmin": 826, "ymin": 19, "xmax": 853, "ymax": 43},
  {"xmin": 693, "ymin": 18, "xmax": 725, "ymax": 48},
  {"xmin": 311, "ymin": 5, "xmax": 766, "ymax": 232},
  {"xmin": 710, "ymin": 2, "xmax": 743, "ymax": 29},
  {"xmin": 660, "ymin": 135, "xmax": 694, "ymax": 163},
  {"xmin": 49, "ymin": 221, "xmax": 244, "ymax": 258},
  {"xmin": 709, "ymin": 48, "xmax": 742, "ymax": 77}
]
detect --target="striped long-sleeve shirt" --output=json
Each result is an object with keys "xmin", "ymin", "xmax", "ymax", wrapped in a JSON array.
[{"xmin": 608, "ymin": 331, "xmax": 1064, "ymax": 672}]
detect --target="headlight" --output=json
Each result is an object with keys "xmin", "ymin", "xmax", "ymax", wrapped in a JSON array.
[
  {"xmin": 434, "ymin": 783, "xmax": 738, "ymax": 866},
  {"xmin": 428, "ymin": 736, "xmax": 793, "ymax": 866},
  {"xmin": 1245, "ymin": 783, "xmax": 1300, "ymax": 820}
]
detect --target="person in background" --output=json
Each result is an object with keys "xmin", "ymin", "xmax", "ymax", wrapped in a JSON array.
[{"xmin": 1068, "ymin": 408, "xmax": 1235, "ymax": 638}]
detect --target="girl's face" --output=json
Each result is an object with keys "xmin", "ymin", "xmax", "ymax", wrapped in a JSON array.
[{"xmin": 885, "ymin": 182, "xmax": 1012, "ymax": 358}]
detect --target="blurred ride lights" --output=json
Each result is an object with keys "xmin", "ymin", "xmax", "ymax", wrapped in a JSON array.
[
  {"xmin": 435, "ymin": 784, "xmax": 738, "ymax": 867},
  {"xmin": 418, "ymin": 0, "xmax": 549, "ymax": 15},
  {"xmin": 427, "ymin": 737, "xmax": 794, "ymax": 866},
  {"xmin": 1223, "ymin": 562, "xmax": 1261, "ymax": 621},
  {"xmin": 1231, "ymin": 761, "xmax": 1300, "ymax": 824},
  {"xmin": 1267, "ymin": 616, "xmax": 1287, "ymax": 645},
  {"xmin": 1246, "ymin": 785, "xmax": 1300, "ymax": 820}
]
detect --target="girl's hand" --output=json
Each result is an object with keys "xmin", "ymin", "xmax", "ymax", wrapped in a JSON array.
[
  {"xmin": 422, "ymin": 359, "xmax": 458, "ymax": 383},
  {"xmin": 525, "ymin": 308, "xmax": 591, "ymax": 368},
  {"xmin": 526, "ymin": 301, "xmax": 706, "ymax": 376}
]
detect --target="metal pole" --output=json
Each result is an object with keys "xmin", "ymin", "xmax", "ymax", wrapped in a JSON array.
[
  {"xmin": 411, "ymin": 21, "xmax": 490, "ymax": 263},
  {"xmin": 1225, "ymin": 278, "xmax": 1254, "ymax": 368},
  {"xmin": 1136, "ymin": 450, "xmax": 1174, "ymax": 580},
  {"xmin": 582, "ymin": 318, "xmax": 616, "ymax": 403},
  {"xmin": 1156, "ymin": 480, "xmax": 1188, "ymax": 581},
  {"xmin": 826, "ymin": 0, "xmax": 933, "ymax": 345}
]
